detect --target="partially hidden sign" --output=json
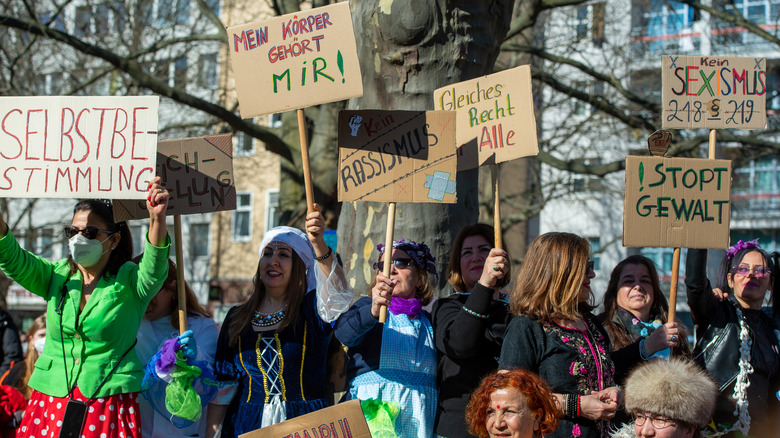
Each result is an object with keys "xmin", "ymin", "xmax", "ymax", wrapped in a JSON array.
[
  {"xmin": 113, "ymin": 134, "xmax": 236, "ymax": 221},
  {"xmin": 623, "ymin": 155, "xmax": 732, "ymax": 249},
  {"xmin": 238, "ymin": 399, "xmax": 370, "ymax": 438},
  {"xmin": 338, "ymin": 110, "xmax": 457, "ymax": 203},
  {"xmin": 0, "ymin": 96, "xmax": 159, "ymax": 199},
  {"xmin": 662, "ymin": 55, "xmax": 766, "ymax": 130},
  {"xmin": 432, "ymin": 65, "xmax": 538, "ymax": 170},
  {"xmin": 227, "ymin": 2, "xmax": 363, "ymax": 118}
]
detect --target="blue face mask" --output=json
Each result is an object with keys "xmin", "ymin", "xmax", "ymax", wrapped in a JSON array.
[{"xmin": 68, "ymin": 234, "xmax": 112, "ymax": 268}]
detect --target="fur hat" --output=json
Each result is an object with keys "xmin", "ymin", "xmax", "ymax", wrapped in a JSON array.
[{"xmin": 624, "ymin": 358, "xmax": 717, "ymax": 427}]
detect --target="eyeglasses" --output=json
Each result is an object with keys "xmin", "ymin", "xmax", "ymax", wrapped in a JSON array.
[
  {"xmin": 376, "ymin": 258, "xmax": 413, "ymax": 271},
  {"xmin": 634, "ymin": 413, "xmax": 676, "ymax": 429},
  {"xmin": 587, "ymin": 260, "xmax": 595, "ymax": 273},
  {"xmin": 64, "ymin": 226, "xmax": 115, "ymax": 240},
  {"xmin": 733, "ymin": 265, "xmax": 771, "ymax": 278}
]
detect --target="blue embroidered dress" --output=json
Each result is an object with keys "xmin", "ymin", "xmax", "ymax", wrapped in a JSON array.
[
  {"xmin": 214, "ymin": 291, "xmax": 332, "ymax": 438},
  {"xmin": 334, "ymin": 297, "xmax": 438, "ymax": 438}
]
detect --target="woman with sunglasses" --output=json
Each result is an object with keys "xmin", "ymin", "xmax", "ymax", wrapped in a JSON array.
[
  {"xmin": 334, "ymin": 239, "xmax": 438, "ymax": 438},
  {"xmin": 208, "ymin": 205, "xmax": 352, "ymax": 438},
  {"xmin": 432, "ymin": 223, "xmax": 511, "ymax": 438},
  {"xmin": 499, "ymin": 232, "xmax": 634, "ymax": 438},
  {"xmin": 0, "ymin": 178, "xmax": 170, "ymax": 438},
  {"xmin": 685, "ymin": 240, "xmax": 780, "ymax": 437}
]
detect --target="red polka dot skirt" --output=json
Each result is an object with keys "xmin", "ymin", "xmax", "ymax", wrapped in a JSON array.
[{"xmin": 18, "ymin": 387, "xmax": 141, "ymax": 438}]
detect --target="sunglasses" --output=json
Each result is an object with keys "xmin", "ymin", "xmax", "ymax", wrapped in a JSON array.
[
  {"xmin": 733, "ymin": 265, "xmax": 771, "ymax": 278},
  {"xmin": 64, "ymin": 226, "xmax": 115, "ymax": 240},
  {"xmin": 376, "ymin": 258, "xmax": 414, "ymax": 271}
]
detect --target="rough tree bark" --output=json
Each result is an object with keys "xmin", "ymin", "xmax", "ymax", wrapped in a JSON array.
[{"xmin": 337, "ymin": 0, "xmax": 516, "ymax": 296}]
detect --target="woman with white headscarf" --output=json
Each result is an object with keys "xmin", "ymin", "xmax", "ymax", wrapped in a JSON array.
[{"xmin": 207, "ymin": 205, "xmax": 352, "ymax": 438}]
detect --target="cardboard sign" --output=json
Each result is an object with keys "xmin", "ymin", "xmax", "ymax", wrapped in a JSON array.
[
  {"xmin": 623, "ymin": 155, "xmax": 732, "ymax": 249},
  {"xmin": 337, "ymin": 110, "xmax": 457, "ymax": 203},
  {"xmin": 227, "ymin": 2, "xmax": 363, "ymax": 118},
  {"xmin": 238, "ymin": 399, "xmax": 370, "ymax": 438},
  {"xmin": 0, "ymin": 96, "xmax": 159, "ymax": 199},
  {"xmin": 662, "ymin": 55, "xmax": 766, "ymax": 130},
  {"xmin": 113, "ymin": 134, "xmax": 236, "ymax": 221},
  {"xmin": 432, "ymin": 65, "xmax": 538, "ymax": 170}
]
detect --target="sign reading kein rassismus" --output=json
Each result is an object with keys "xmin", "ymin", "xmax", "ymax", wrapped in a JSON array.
[
  {"xmin": 432, "ymin": 65, "xmax": 538, "ymax": 170},
  {"xmin": 623, "ymin": 155, "xmax": 732, "ymax": 249},
  {"xmin": 0, "ymin": 96, "xmax": 159, "ymax": 199},
  {"xmin": 662, "ymin": 55, "xmax": 766, "ymax": 130},
  {"xmin": 227, "ymin": 2, "xmax": 363, "ymax": 118},
  {"xmin": 113, "ymin": 134, "xmax": 236, "ymax": 221},
  {"xmin": 338, "ymin": 110, "xmax": 457, "ymax": 203}
]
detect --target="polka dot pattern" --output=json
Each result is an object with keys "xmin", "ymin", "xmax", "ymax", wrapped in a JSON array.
[{"xmin": 18, "ymin": 388, "xmax": 141, "ymax": 438}]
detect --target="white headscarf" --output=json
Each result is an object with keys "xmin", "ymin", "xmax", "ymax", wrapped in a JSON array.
[{"xmin": 258, "ymin": 226, "xmax": 316, "ymax": 292}]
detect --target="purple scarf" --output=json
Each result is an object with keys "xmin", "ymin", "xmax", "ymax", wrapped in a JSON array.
[{"xmin": 389, "ymin": 296, "xmax": 422, "ymax": 316}]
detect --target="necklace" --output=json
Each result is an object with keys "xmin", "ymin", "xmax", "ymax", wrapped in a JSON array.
[
  {"xmin": 705, "ymin": 306, "xmax": 752, "ymax": 437},
  {"xmin": 251, "ymin": 304, "xmax": 287, "ymax": 327}
]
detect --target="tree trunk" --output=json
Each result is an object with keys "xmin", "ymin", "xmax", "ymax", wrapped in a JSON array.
[{"xmin": 337, "ymin": 0, "xmax": 516, "ymax": 296}]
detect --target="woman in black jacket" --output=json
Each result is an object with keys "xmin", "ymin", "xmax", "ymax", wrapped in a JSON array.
[
  {"xmin": 432, "ymin": 224, "xmax": 510, "ymax": 438},
  {"xmin": 686, "ymin": 240, "xmax": 780, "ymax": 437}
]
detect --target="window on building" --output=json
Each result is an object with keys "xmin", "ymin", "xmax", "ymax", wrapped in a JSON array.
[
  {"xmin": 236, "ymin": 119, "xmax": 256, "ymax": 157},
  {"xmin": 731, "ymin": 229, "xmax": 780, "ymax": 252},
  {"xmin": 190, "ymin": 222, "xmax": 210, "ymax": 257},
  {"xmin": 574, "ymin": 3, "xmax": 606, "ymax": 46},
  {"xmin": 113, "ymin": 2, "xmax": 128, "ymax": 33},
  {"xmin": 197, "ymin": 53, "xmax": 218, "ymax": 89},
  {"xmin": 175, "ymin": 0, "xmax": 190, "ymax": 25},
  {"xmin": 39, "ymin": 11, "xmax": 66, "ymax": 32},
  {"xmin": 265, "ymin": 189, "xmax": 280, "ymax": 232},
  {"xmin": 174, "ymin": 57, "xmax": 188, "ymax": 89},
  {"xmin": 157, "ymin": 0, "xmax": 175, "ymax": 26},
  {"xmin": 640, "ymin": 247, "xmax": 687, "ymax": 277},
  {"xmin": 95, "ymin": 4, "xmax": 111, "ymax": 35},
  {"xmin": 232, "ymin": 192, "xmax": 252, "ymax": 242},
  {"xmin": 269, "ymin": 113, "xmax": 283, "ymax": 128},
  {"xmin": 37, "ymin": 228, "xmax": 54, "ymax": 260},
  {"xmin": 588, "ymin": 237, "xmax": 602, "ymax": 271},
  {"xmin": 74, "ymin": 6, "xmax": 91, "ymax": 37},
  {"xmin": 634, "ymin": 0, "xmax": 696, "ymax": 53}
]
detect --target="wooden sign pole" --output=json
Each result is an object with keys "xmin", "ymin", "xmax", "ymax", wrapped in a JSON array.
[
  {"xmin": 298, "ymin": 109, "xmax": 315, "ymax": 213},
  {"xmin": 493, "ymin": 164, "xmax": 502, "ymax": 250},
  {"xmin": 174, "ymin": 215, "xmax": 187, "ymax": 334},
  {"xmin": 378, "ymin": 202, "xmax": 397, "ymax": 324}
]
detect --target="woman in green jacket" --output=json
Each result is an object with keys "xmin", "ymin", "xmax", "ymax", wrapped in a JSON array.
[{"xmin": 0, "ymin": 177, "xmax": 170, "ymax": 438}]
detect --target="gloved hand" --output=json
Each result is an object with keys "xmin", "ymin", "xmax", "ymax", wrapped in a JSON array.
[{"xmin": 177, "ymin": 329, "xmax": 197, "ymax": 361}]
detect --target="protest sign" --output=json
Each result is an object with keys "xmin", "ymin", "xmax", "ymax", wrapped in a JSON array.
[
  {"xmin": 227, "ymin": 2, "xmax": 363, "ymax": 118},
  {"xmin": 113, "ymin": 134, "xmax": 236, "ymax": 221},
  {"xmin": 0, "ymin": 96, "xmax": 159, "ymax": 199},
  {"xmin": 662, "ymin": 55, "xmax": 766, "ymax": 130},
  {"xmin": 238, "ymin": 399, "xmax": 370, "ymax": 438},
  {"xmin": 623, "ymin": 155, "xmax": 732, "ymax": 249},
  {"xmin": 337, "ymin": 110, "xmax": 457, "ymax": 203},
  {"xmin": 432, "ymin": 65, "xmax": 538, "ymax": 170}
]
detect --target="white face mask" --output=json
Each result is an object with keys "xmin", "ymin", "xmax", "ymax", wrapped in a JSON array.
[
  {"xmin": 33, "ymin": 337, "xmax": 45, "ymax": 354},
  {"xmin": 68, "ymin": 234, "xmax": 112, "ymax": 268}
]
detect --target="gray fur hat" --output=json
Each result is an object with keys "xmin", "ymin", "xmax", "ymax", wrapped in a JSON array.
[{"xmin": 624, "ymin": 358, "xmax": 717, "ymax": 427}]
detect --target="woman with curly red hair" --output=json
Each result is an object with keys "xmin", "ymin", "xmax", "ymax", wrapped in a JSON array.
[{"xmin": 466, "ymin": 369, "xmax": 559, "ymax": 438}]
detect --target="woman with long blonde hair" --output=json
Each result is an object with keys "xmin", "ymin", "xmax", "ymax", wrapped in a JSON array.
[{"xmin": 499, "ymin": 232, "xmax": 631, "ymax": 438}]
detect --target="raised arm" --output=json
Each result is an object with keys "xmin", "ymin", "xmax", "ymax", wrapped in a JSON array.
[
  {"xmin": 306, "ymin": 203, "xmax": 352, "ymax": 322},
  {"xmin": 146, "ymin": 176, "xmax": 169, "ymax": 247},
  {"xmin": 685, "ymin": 248, "xmax": 719, "ymax": 326}
]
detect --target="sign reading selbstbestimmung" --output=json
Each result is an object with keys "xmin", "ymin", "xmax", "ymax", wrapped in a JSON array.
[{"xmin": 0, "ymin": 96, "xmax": 159, "ymax": 199}]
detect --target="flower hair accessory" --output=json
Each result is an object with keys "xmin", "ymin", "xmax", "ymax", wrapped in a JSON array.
[
  {"xmin": 374, "ymin": 238, "xmax": 437, "ymax": 276},
  {"xmin": 726, "ymin": 239, "xmax": 761, "ymax": 260}
]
